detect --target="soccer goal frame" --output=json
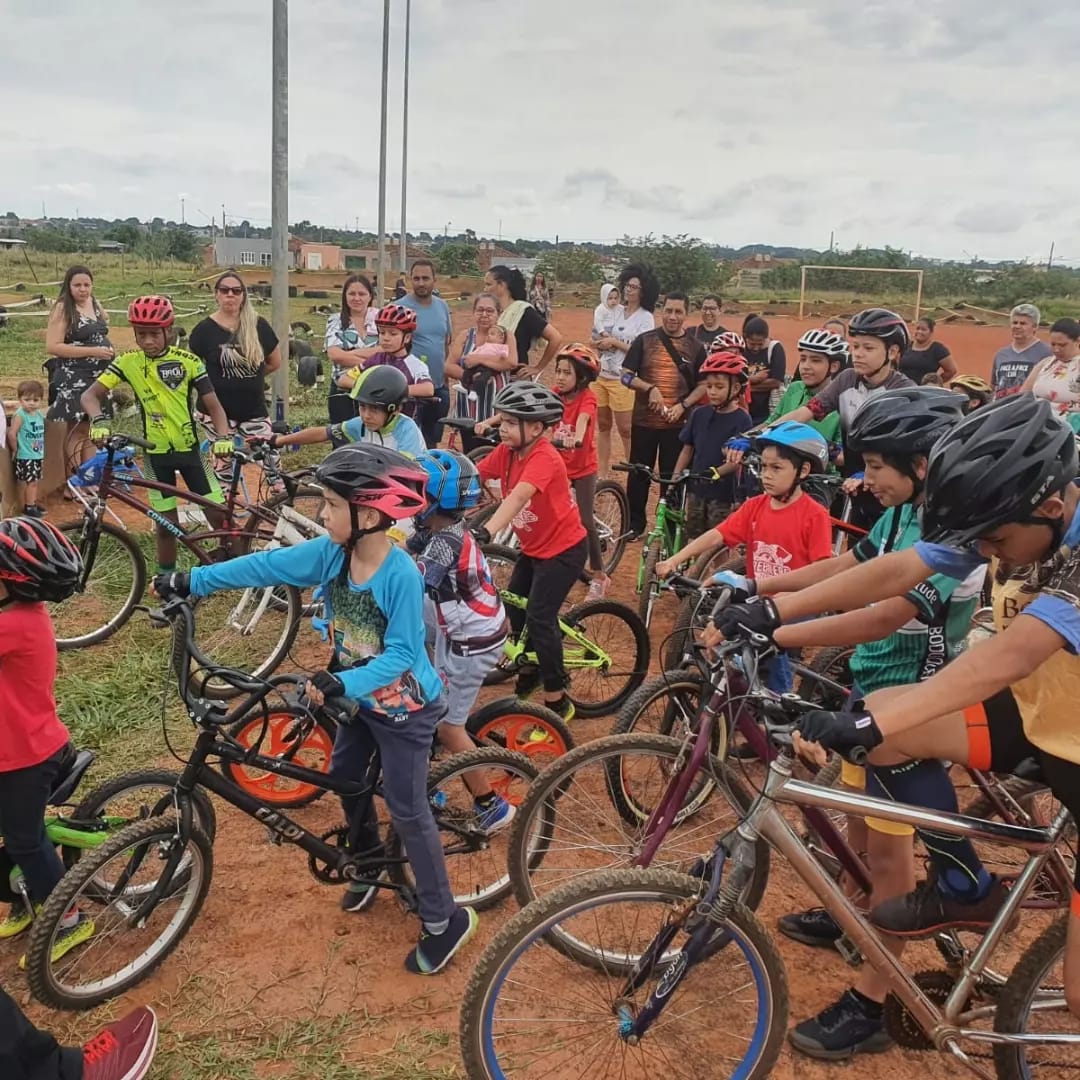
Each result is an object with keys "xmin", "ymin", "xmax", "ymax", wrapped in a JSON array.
[{"xmin": 798, "ymin": 266, "xmax": 923, "ymax": 321}]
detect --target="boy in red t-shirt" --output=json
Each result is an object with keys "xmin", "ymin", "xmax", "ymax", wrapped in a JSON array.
[
  {"xmin": 0, "ymin": 517, "xmax": 95, "ymax": 958},
  {"xmin": 551, "ymin": 344, "xmax": 609, "ymax": 599},
  {"xmin": 474, "ymin": 382, "xmax": 587, "ymax": 720}
]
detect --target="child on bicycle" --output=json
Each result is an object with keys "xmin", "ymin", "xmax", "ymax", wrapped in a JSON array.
[
  {"xmin": 0, "ymin": 517, "xmax": 94, "ymax": 960},
  {"xmin": 765, "ymin": 329, "xmax": 845, "ymax": 444},
  {"xmin": 266, "ymin": 366, "xmax": 425, "ymax": 459},
  {"xmin": 709, "ymin": 388, "xmax": 985, "ymax": 1059},
  {"xmin": 409, "ymin": 450, "xmax": 514, "ymax": 832},
  {"xmin": 80, "ymin": 296, "xmax": 235, "ymax": 576},
  {"xmin": 472, "ymin": 382, "xmax": 588, "ymax": 721},
  {"xmin": 153, "ymin": 444, "xmax": 478, "ymax": 975},
  {"xmin": 671, "ymin": 350, "xmax": 752, "ymax": 540},
  {"xmin": 550, "ymin": 343, "xmax": 609, "ymax": 599},
  {"xmin": 8, "ymin": 379, "xmax": 47, "ymax": 517}
]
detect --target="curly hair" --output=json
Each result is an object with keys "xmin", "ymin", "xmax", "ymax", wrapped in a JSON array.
[{"xmin": 617, "ymin": 263, "xmax": 660, "ymax": 313}]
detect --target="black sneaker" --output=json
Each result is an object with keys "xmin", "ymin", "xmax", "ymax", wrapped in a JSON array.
[
  {"xmin": 788, "ymin": 989, "xmax": 892, "ymax": 1060},
  {"xmin": 405, "ymin": 907, "xmax": 478, "ymax": 975},
  {"xmin": 870, "ymin": 876, "xmax": 1014, "ymax": 939},
  {"xmin": 777, "ymin": 907, "xmax": 843, "ymax": 949},
  {"xmin": 514, "ymin": 671, "xmax": 541, "ymax": 699},
  {"xmin": 340, "ymin": 883, "xmax": 378, "ymax": 913}
]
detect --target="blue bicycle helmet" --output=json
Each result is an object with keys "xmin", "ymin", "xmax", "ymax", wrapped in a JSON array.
[
  {"xmin": 755, "ymin": 422, "xmax": 829, "ymax": 474},
  {"xmin": 418, "ymin": 449, "xmax": 482, "ymax": 517}
]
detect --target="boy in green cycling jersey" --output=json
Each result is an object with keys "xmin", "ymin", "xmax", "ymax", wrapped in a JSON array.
[
  {"xmin": 80, "ymin": 296, "xmax": 233, "ymax": 574},
  {"xmin": 765, "ymin": 328, "xmax": 845, "ymax": 446}
]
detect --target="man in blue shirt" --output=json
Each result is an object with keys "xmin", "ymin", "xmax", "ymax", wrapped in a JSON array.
[{"xmin": 398, "ymin": 259, "xmax": 453, "ymax": 447}]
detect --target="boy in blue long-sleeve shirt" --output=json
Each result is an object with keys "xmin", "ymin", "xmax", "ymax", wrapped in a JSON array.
[{"xmin": 153, "ymin": 444, "xmax": 477, "ymax": 976}]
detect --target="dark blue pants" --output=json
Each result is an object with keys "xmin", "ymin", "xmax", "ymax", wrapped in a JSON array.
[{"xmin": 0, "ymin": 986, "xmax": 81, "ymax": 1079}]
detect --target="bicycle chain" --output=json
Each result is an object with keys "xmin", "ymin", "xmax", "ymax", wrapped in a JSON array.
[{"xmin": 883, "ymin": 969, "xmax": 969, "ymax": 1050}]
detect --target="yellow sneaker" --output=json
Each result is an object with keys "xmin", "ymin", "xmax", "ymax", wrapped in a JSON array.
[
  {"xmin": 0, "ymin": 906, "xmax": 34, "ymax": 940},
  {"xmin": 20, "ymin": 913, "xmax": 95, "ymax": 969}
]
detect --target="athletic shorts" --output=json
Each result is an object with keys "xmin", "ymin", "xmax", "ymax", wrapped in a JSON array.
[
  {"xmin": 840, "ymin": 759, "xmax": 917, "ymax": 837},
  {"xmin": 592, "ymin": 377, "xmax": 636, "ymax": 414},
  {"xmin": 145, "ymin": 450, "xmax": 224, "ymax": 513},
  {"xmin": 14, "ymin": 457, "xmax": 43, "ymax": 483}
]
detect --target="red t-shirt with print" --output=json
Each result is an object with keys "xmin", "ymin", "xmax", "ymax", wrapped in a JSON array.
[
  {"xmin": 716, "ymin": 491, "xmax": 832, "ymax": 580},
  {"xmin": 0, "ymin": 602, "xmax": 70, "ymax": 772},
  {"xmin": 478, "ymin": 439, "xmax": 587, "ymax": 559},
  {"xmin": 552, "ymin": 388, "xmax": 598, "ymax": 480}
]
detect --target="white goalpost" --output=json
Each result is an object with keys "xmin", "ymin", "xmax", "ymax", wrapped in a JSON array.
[{"xmin": 798, "ymin": 266, "xmax": 924, "ymax": 321}]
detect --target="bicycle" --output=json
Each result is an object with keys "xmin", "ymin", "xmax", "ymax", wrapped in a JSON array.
[
  {"xmin": 461, "ymin": 636, "xmax": 1080, "ymax": 1079},
  {"xmin": 24, "ymin": 600, "xmax": 539, "ymax": 1010}
]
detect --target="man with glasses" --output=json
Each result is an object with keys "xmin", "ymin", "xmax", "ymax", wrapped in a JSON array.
[
  {"xmin": 692, "ymin": 294, "xmax": 729, "ymax": 352},
  {"xmin": 398, "ymin": 259, "xmax": 453, "ymax": 447}
]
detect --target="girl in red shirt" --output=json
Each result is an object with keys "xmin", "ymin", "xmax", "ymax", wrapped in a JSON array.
[
  {"xmin": 475, "ymin": 382, "xmax": 587, "ymax": 720},
  {"xmin": 0, "ymin": 517, "xmax": 92, "ymax": 952},
  {"xmin": 551, "ymin": 344, "xmax": 609, "ymax": 599}
]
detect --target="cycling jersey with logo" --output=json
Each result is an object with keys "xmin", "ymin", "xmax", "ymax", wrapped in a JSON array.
[{"xmin": 97, "ymin": 347, "xmax": 214, "ymax": 454}]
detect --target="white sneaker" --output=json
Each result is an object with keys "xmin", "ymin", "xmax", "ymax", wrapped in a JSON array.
[{"xmin": 586, "ymin": 574, "xmax": 610, "ymax": 601}]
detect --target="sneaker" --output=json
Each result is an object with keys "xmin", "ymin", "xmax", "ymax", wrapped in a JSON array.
[
  {"xmin": 586, "ymin": 574, "xmax": 611, "ymax": 601},
  {"xmin": 870, "ymin": 875, "xmax": 1014, "ymax": 939},
  {"xmin": 777, "ymin": 907, "xmax": 843, "ymax": 949},
  {"xmin": 474, "ymin": 795, "xmax": 515, "ymax": 835},
  {"xmin": 514, "ymin": 671, "xmax": 541, "ymax": 700},
  {"xmin": 788, "ymin": 989, "xmax": 893, "ymax": 1060},
  {"xmin": 82, "ymin": 1005, "xmax": 158, "ymax": 1080},
  {"xmin": 20, "ymin": 912, "xmax": 95, "ymax": 970},
  {"xmin": 405, "ymin": 906, "xmax": 479, "ymax": 975},
  {"xmin": 340, "ymin": 883, "xmax": 379, "ymax": 913},
  {"xmin": 23, "ymin": 504, "xmax": 45, "ymax": 518},
  {"xmin": 546, "ymin": 696, "xmax": 575, "ymax": 722},
  {"xmin": 0, "ymin": 906, "xmax": 33, "ymax": 940}
]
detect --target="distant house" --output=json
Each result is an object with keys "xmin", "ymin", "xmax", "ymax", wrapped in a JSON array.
[
  {"xmin": 341, "ymin": 243, "xmax": 430, "ymax": 275},
  {"xmin": 97, "ymin": 241, "xmax": 126, "ymax": 253},
  {"xmin": 734, "ymin": 252, "xmax": 796, "ymax": 289},
  {"xmin": 293, "ymin": 240, "xmax": 344, "ymax": 271},
  {"xmin": 0, "ymin": 238, "xmax": 28, "ymax": 250},
  {"xmin": 475, "ymin": 242, "xmax": 534, "ymax": 275},
  {"xmin": 206, "ymin": 237, "xmax": 296, "ymax": 269}
]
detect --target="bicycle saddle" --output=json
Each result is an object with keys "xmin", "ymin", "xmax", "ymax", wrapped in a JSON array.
[{"xmin": 49, "ymin": 748, "xmax": 96, "ymax": 806}]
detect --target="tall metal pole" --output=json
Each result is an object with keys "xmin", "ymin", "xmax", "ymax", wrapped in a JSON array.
[
  {"xmin": 399, "ymin": 0, "xmax": 411, "ymax": 276},
  {"xmin": 376, "ymin": 0, "xmax": 391, "ymax": 304},
  {"xmin": 270, "ymin": 0, "xmax": 289, "ymax": 421}
]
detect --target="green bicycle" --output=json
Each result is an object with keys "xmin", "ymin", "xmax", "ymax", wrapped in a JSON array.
[{"xmin": 477, "ymin": 555, "xmax": 651, "ymax": 719}]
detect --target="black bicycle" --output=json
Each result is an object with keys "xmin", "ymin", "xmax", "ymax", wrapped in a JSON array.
[{"xmin": 24, "ymin": 599, "xmax": 539, "ymax": 1010}]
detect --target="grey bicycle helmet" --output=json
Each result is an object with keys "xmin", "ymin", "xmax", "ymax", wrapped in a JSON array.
[
  {"xmin": 491, "ymin": 380, "xmax": 565, "ymax": 426},
  {"xmin": 848, "ymin": 307, "xmax": 911, "ymax": 353},
  {"xmin": 848, "ymin": 387, "xmax": 966, "ymax": 456},
  {"xmin": 921, "ymin": 396, "xmax": 1078, "ymax": 546},
  {"xmin": 350, "ymin": 364, "xmax": 409, "ymax": 415}
]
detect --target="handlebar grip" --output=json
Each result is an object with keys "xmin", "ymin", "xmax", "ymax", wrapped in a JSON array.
[
  {"xmin": 708, "ymin": 586, "xmax": 733, "ymax": 623},
  {"xmin": 611, "ymin": 463, "xmax": 631, "ymax": 473},
  {"xmin": 847, "ymin": 746, "xmax": 868, "ymax": 766},
  {"xmin": 669, "ymin": 574, "xmax": 703, "ymax": 591},
  {"xmin": 115, "ymin": 433, "xmax": 155, "ymax": 451}
]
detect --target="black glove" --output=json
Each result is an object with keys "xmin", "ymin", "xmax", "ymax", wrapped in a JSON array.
[
  {"xmin": 153, "ymin": 571, "xmax": 191, "ymax": 600},
  {"xmin": 714, "ymin": 596, "xmax": 781, "ymax": 642},
  {"xmin": 797, "ymin": 709, "xmax": 883, "ymax": 763},
  {"xmin": 470, "ymin": 524, "xmax": 492, "ymax": 546},
  {"xmin": 308, "ymin": 669, "xmax": 347, "ymax": 700}
]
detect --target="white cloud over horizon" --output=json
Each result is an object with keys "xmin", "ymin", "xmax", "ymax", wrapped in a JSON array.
[{"xmin": 2, "ymin": 0, "xmax": 1078, "ymax": 262}]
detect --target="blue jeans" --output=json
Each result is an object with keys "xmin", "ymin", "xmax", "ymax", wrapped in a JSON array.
[{"xmin": 329, "ymin": 699, "xmax": 457, "ymax": 925}]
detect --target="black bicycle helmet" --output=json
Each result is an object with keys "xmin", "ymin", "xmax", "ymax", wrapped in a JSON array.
[
  {"xmin": 848, "ymin": 307, "xmax": 911, "ymax": 354},
  {"xmin": 314, "ymin": 443, "xmax": 427, "ymax": 520},
  {"xmin": 847, "ymin": 387, "xmax": 966, "ymax": 456},
  {"xmin": 350, "ymin": 364, "xmax": 409, "ymax": 415},
  {"xmin": 0, "ymin": 517, "xmax": 83, "ymax": 603},
  {"xmin": 921, "ymin": 396, "xmax": 1078, "ymax": 546},
  {"xmin": 491, "ymin": 380, "xmax": 565, "ymax": 426}
]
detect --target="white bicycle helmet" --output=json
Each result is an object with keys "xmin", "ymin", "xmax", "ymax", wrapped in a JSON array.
[{"xmin": 798, "ymin": 328, "xmax": 848, "ymax": 359}]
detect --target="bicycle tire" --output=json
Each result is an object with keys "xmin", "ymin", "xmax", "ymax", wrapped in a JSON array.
[
  {"xmin": 467, "ymin": 445, "xmax": 494, "ymax": 466},
  {"xmin": 459, "ymin": 869, "xmax": 788, "ymax": 1080},
  {"xmin": 219, "ymin": 709, "xmax": 335, "ymax": 808},
  {"xmin": 797, "ymin": 645, "xmax": 854, "ymax": 709},
  {"xmin": 611, "ymin": 668, "xmax": 715, "ymax": 742},
  {"xmin": 690, "ymin": 545, "xmax": 745, "ymax": 584},
  {"xmin": 992, "ymin": 916, "xmax": 1071, "ymax": 1079},
  {"xmin": 465, "ymin": 697, "xmax": 574, "ymax": 765},
  {"xmin": 478, "ymin": 542, "xmax": 519, "ymax": 599},
  {"xmin": 386, "ymin": 746, "xmax": 537, "ymax": 911},
  {"xmin": 593, "ymin": 479, "xmax": 629, "ymax": 575},
  {"xmin": 638, "ymin": 535, "xmax": 663, "ymax": 626},
  {"xmin": 52, "ymin": 520, "xmax": 146, "ymax": 650},
  {"xmin": 26, "ymin": 813, "xmax": 213, "ymax": 1010},
  {"xmin": 561, "ymin": 598, "xmax": 650, "ymax": 718},
  {"xmin": 663, "ymin": 550, "xmax": 744, "ymax": 670},
  {"xmin": 507, "ymin": 732, "xmax": 769, "ymax": 924}
]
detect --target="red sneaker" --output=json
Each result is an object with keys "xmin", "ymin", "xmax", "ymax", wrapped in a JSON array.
[{"xmin": 82, "ymin": 1006, "xmax": 158, "ymax": 1080}]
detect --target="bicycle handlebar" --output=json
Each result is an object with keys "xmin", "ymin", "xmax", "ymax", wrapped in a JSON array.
[
  {"xmin": 610, "ymin": 462, "xmax": 721, "ymax": 486},
  {"xmin": 105, "ymin": 433, "xmax": 155, "ymax": 452}
]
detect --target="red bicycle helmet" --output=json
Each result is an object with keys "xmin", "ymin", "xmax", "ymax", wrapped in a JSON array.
[
  {"xmin": 557, "ymin": 343, "xmax": 600, "ymax": 383},
  {"xmin": 0, "ymin": 517, "xmax": 83, "ymax": 602},
  {"xmin": 314, "ymin": 444, "xmax": 428, "ymax": 521},
  {"xmin": 699, "ymin": 350, "xmax": 748, "ymax": 379},
  {"xmin": 128, "ymin": 295, "xmax": 175, "ymax": 328},
  {"xmin": 374, "ymin": 304, "xmax": 418, "ymax": 334}
]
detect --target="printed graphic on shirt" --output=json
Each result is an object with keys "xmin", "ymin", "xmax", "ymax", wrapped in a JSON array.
[
  {"xmin": 156, "ymin": 360, "xmax": 187, "ymax": 390},
  {"xmin": 511, "ymin": 504, "xmax": 539, "ymax": 533},
  {"xmin": 752, "ymin": 541, "xmax": 793, "ymax": 579}
]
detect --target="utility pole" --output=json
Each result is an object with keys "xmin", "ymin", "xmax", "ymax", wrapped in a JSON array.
[
  {"xmin": 270, "ymin": 0, "xmax": 289, "ymax": 420},
  {"xmin": 222, "ymin": 204, "xmax": 227, "ymax": 238},
  {"xmin": 399, "ymin": 0, "xmax": 411, "ymax": 275},
  {"xmin": 554, "ymin": 234, "xmax": 559, "ymax": 282},
  {"xmin": 180, "ymin": 197, "xmax": 186, "ymax": 225},
  {"xmin": 1048, "ymin": 241, "xmax": 1055, "ymax": 271},
  {"xmin": 376, "ymin": 0, "xmax": 391, "ymax": 304},
  {"xmin": 829, "ymin": 230, "xmax": 835, "ymax": 253}
]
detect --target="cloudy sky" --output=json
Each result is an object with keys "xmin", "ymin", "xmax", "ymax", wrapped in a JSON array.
[{"xmin": 2, "ymin": 0, "xmax": 1078, "ymax": 262}]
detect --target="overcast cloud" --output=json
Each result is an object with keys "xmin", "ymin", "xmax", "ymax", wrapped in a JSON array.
[{"xmin": 2, "ymin": 0, "xmax": 1078, "ymax": 262}]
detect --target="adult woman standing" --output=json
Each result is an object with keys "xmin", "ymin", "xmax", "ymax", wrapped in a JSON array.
[
  {"xmin": 188, "ymin": 271, "xmax": 282, "ymax": 437},
  {"xmin": 594, "ymin": 264, "xmax": 657, "ymax": 476},
  {"xmin": 899, "ymin": 316, "xmax": 956, "ymax": 384},
  {"xmin": 44, "ymin": 265, "xmax": 115, "ymax": 467},
  {"xmin": 483, "ymin": 265, "xmax": 562, "ymax": 377},
  {"xmin": 445, "ymin": 293, "xmax": 519, "ymax": 453},
  {"xmin": 325, "ymin": 274, "xmax": 380, "ymax": 429},
  {"xmin": 1019, "ymin": 317, "xmax": 1080, "ymax": 430},
  {"xmin": 529, "ymin": 271, "xmax": 552, "ymax": 321}
]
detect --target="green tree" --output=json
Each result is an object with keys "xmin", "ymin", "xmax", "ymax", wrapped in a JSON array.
[
  {"xmin": 535, "ymin": 247, "xmax": 601, "ymax": 285},
  {"xmin": 105, "ymin": 222, "xmax": 141, "ymax": 248},
  {"xmin": 615, "ymin": 234, "xmax": 717, "ymax": 294},
  {"xmin": 436, "ymin": 243, "xmax": 480, "ymax": 276},
  {"xmin": 165, "ymin": 228, "xmax": 200, "ymax": 262}
]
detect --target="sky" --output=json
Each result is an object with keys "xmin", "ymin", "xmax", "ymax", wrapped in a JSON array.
[{"xmin": 2, "ymin": 0, "xmax": 1078, "ymax": 263}]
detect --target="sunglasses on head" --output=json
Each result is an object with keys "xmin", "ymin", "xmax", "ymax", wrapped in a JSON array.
[{"xmin": 217, "ymin": 285, "xmax": 244, "ymax": 296}]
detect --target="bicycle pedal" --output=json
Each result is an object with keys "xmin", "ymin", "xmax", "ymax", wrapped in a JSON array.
[{"xmin": 834, "ymin": 934, "xmax": 863, "ymax": 968}]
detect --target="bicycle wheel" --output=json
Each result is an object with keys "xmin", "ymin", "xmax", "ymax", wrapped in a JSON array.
[
  {"xmin": 386, "ymin": 747, "xmax": 537, "ymax": 911},
  {"xmin": 460, "ymin": 869, "xmax": 787, "ymax": 1080},
  {"xmin": 993, "ymin": 918, "xmax": 1079, "ymax": 1078},
  {"xmin": 508, "ymin": 733, "xmax": 769, "ymax": 927},
  {"xmin": 220, "ymin": 709, "xmax": 335, "ymax": 808},
  {"xmin": 797, "ymin": 645, "xmax": 854, "ymax": 709},
  {"xmin": 664, "ymin": 551, "xmax": 743, "ymax": 670},
  {"xmin": 612, "ymin": 669, "xmax": 712, "ymax": 744},
  {"xmin": 26, "ymin": 813, "xmax": 213, "ymax": 1010},
  {"xmin": 465, "ymin": 697, "xmax": 574, "ymax": 768},
  {"xmin": 593, "ymin": 479, "xmax": 629, "ymax": 575},
  {"xmin": 690, "ymin": 545, "xmax": 745, "ymax": 584},
  {"xmin": 479, "ymin": 542, "xmax": 519, "ymax": 596},
  {"xmin": 638, "ymin": 535, "xmax": 662, "ymax": 626},
  {"xmin": 51, "ymin": 521, "xmax": 146, "ymax": 650},
  {"xmin": 562, "ymin": 599, "xmax": 650, "ymax": 718}
]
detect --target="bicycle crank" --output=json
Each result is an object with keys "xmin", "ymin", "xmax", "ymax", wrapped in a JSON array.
[{"xmin": 883, "ymin": 969, "xmax": 972, "ymax": 1050}]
